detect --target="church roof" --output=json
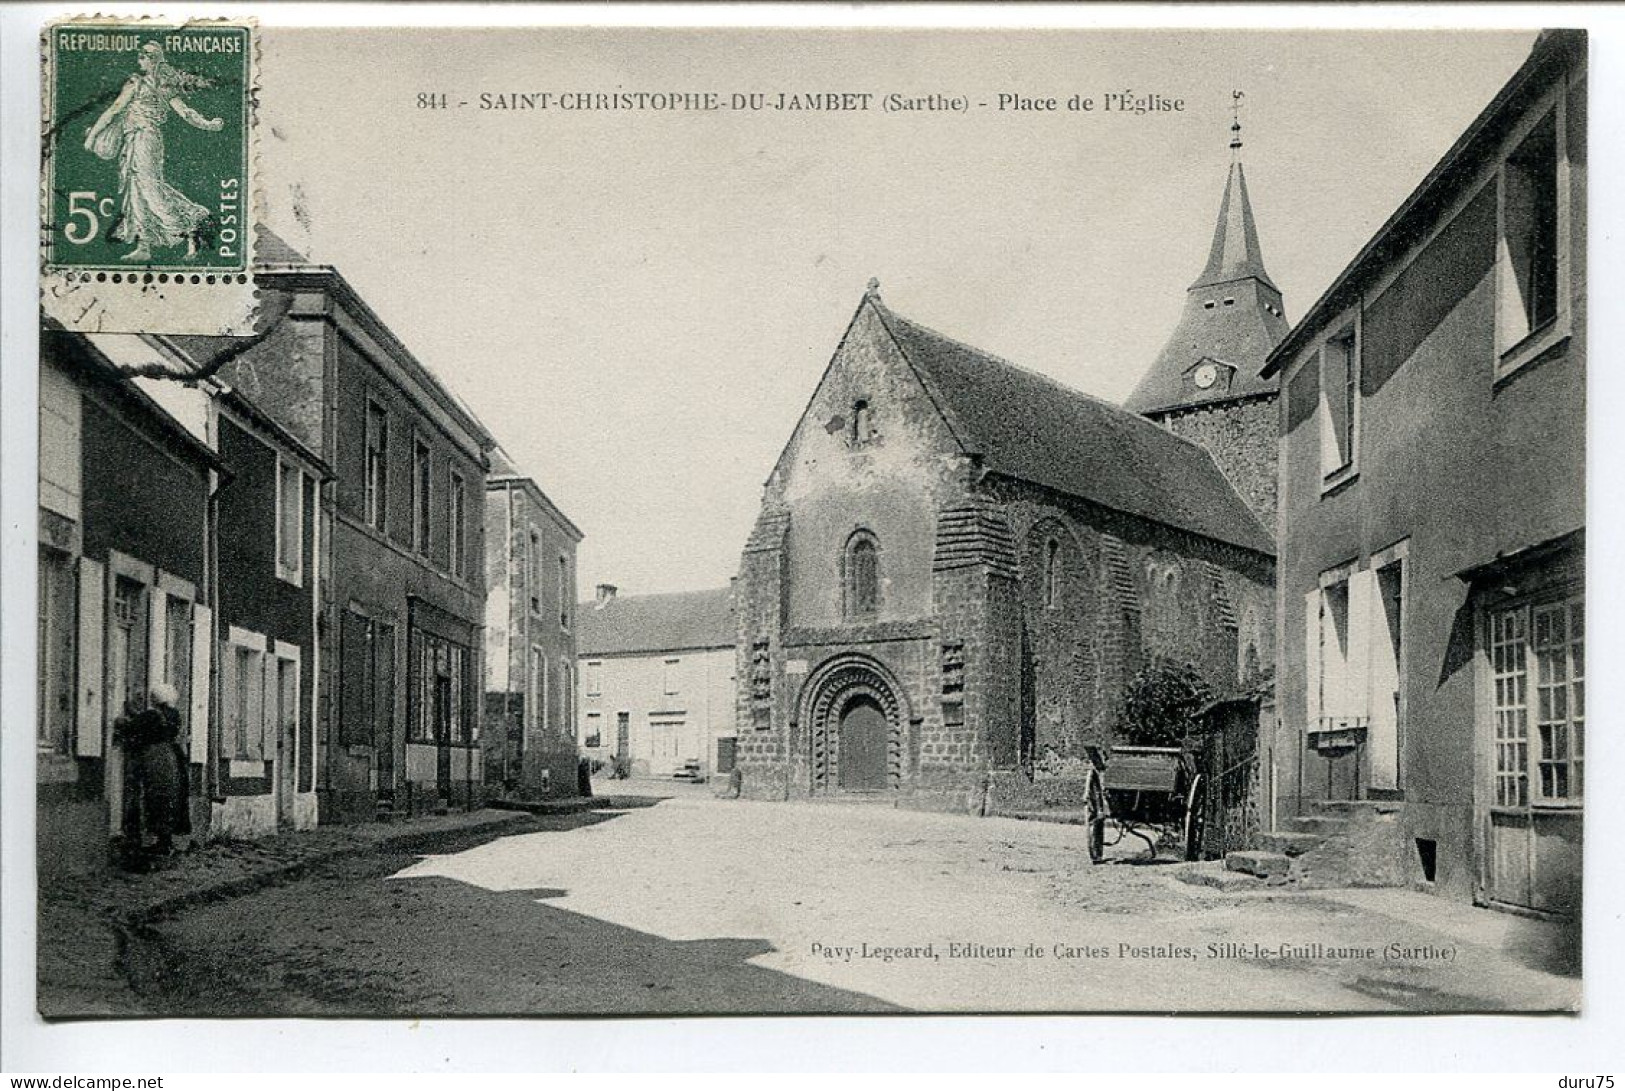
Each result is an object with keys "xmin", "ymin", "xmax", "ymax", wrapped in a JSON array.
[
  {"xmin": 870, "ymin": 299, "xmax": 1274, "ymax": 557},
  {"xmin": 1124, "ymin": 158, "xmax": 1288, "ymax": 416},
  {"xmin": 577, "ymin": 587, "xmax": 736, "ymax": 656}
]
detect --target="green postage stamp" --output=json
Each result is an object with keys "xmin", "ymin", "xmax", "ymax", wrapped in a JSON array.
[{"xmin": 41, "ymin": 19, "xmax": 258, "ymax": 334}]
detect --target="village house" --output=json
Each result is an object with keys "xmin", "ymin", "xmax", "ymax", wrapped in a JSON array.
[
  {"xmin": 112, "ymin": 333, "xmax": 333, "ymax": 839},
  {"xmin": 577, "ymin": 585, "xmax": 737, "ymax": 779},
  {"xmin": 175, "ymin": 231, "xmax": 496, "ymax": 823},
  {"xmin": 732, "ymin": 281, "xmax": 1274, "ymax": 810},
  {"xmin": 1262, "ymin": 30, "xmax": 1585, "ymax": 915},
  {"xmin": 36, "ymin": 326, "xmax": 220, "ymax": 872},
  {"xmin": 482, "ymin": 446, "xmax": 584, "ymax": 800}
]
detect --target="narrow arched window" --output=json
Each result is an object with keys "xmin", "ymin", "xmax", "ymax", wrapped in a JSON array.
[
  {"xmin": 845, "ymin": 531, "xmax": 880, "ymax": 618},
  {"xmin": 1044, "ymin": 538, "xmax": 1061, "ymax": 609},
  {"xmin": 851, "ymin": 399, "xmax": 874, "ymax": 446}
]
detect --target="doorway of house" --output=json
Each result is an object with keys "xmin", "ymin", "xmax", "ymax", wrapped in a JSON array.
[{"xmin": 837, "ymin": 695, "xmax": 888, "ymax": 790}]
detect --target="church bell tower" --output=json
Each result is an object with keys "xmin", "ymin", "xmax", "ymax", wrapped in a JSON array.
[{"xmin": 1125, "ymin": 96, "xmax": 1288, "ymax": 527}]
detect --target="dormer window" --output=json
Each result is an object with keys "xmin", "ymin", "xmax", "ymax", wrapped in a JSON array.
[
  {"xmin": 1223, "ymin": 297, "xmax": 1236, "ymax": 307},
  {"xmin": 851, "ymin": 399, "xmax": 876, "ymax": 446},
  {"xmin": 1203, "ymin": 300, "xmax": 1216, "ymax": 310}
]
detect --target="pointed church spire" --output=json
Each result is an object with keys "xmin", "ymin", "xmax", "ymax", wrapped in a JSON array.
[
  {"xmin": 1192, "ymin": 94, "xmax": 1276, "ymax": 292},
  {"xmin": 1124, "ymin": 93, "xmax": 1289, "ymax": 418}
]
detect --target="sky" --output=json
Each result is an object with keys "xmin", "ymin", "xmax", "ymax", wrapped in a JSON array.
[{"xmin": 257, "ymin": 27, "xmax": 1538, "ymax": 598}]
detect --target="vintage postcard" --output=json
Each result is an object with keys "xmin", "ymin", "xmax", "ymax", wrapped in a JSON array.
[
  {"xmin": 40, "ymin": 17, "xmax": 257, "ymax": 334},
  {"xmin": 21, "ymin": 17, "xmax": 1586, "ymax": 1026}
]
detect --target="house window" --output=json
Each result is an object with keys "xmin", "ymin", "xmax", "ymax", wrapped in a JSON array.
[
  {"xmin": 851, "ymin": 399, "xmax": 876, "ymax": 446},
  {"xmin": 1500, "ymin": 109, "xmax": 1560, "ymax": 350},
  {"xmin": 1495, "ymin": 597, "xmax": 1583, "ymax": 806},
  {"xmin": 1318, "ymin": 326, "xmax": 1358, "ymax": 482},
  {"xmin": 224, "ymin": 642, "xmax": 266, "ymax": 762},
  {"xmin": 412, "ymin": 439, "xmax": 432, "ymax": 556},
  {"xmin": 585, "ymin": 660, "xmax": 603, "ymax": 697},
  {"xmin": 560, "ymin": 661, "xmax": 573, "ymax": 734},
  {"xmin": 1044, "ymin": 538, "xmax": 1061, "ymax": 609},
  {"xmin": 529, "ymin": 646, "xmax": 547, "ymax": 733},
  {"xmin": 558, "ymin": 555, "xmax": 570, "ymax": 631},
  {"xmin": 663, "ymin": 658, "xmax": 681, "ymax": 696},
  {"xmin": 448, "ymin": 469, "xmax": 466, "ymax": 578},
  {"xmin": 408, "ymin": 627, "xmax": 474, "ymax": 745},
  {"xmin": 364, "ymin": 401, "xmax": 388, "ymax": 532},
  {"xmin": 528, "ymin": 532, "xmax": 541, "ymax": 614},
  {"xmin": 276, "ymin": 457, "xmax": 305, "ymax": 585},
  {"xmin": 844, "ymin": 530, "xmax": 880, "ymax": 619},
  {"xmin": 584, "ymin": 712, "xmax": 602, "ymax": 749}
]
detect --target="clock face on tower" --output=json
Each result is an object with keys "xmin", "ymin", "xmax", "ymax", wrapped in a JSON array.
[{"xmin": 1193, "ymin": 363, "xmax": 1219, "ymax": 390}]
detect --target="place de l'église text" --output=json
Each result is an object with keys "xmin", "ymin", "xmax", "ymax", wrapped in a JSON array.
[{"xmin": 417, "ymin": 90, "xmax": 1186, "ymax": 115}]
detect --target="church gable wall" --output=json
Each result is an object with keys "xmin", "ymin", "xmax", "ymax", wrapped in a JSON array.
[{"xmin": 773, "ymin": 304, "xmax": 970, "ymax": 631}]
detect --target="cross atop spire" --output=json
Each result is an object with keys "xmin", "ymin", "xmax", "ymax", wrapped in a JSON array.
[{"xmin": 1229, "ymin": 90, "xmax": 1245, "ymax": 156}]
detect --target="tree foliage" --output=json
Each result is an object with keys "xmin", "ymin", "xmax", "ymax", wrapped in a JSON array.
[{"xmin": 1116, "ymin": 657, "xmax": 1213, "ymax": 747}]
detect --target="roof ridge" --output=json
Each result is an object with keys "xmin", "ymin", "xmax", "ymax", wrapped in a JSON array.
[{"xmin": 880, "ymin": 303, "xmax": 1230, "ymax": 462}]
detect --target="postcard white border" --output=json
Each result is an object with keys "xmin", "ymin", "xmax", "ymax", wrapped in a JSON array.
[{"xmin": 3, "ymin": 2, "xmax": 1623, "ymax": 1075}]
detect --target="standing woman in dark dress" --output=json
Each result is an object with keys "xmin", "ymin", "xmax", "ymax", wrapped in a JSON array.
[{"xmin": 115, "ymin": 682, "xmax": 191, "ymax": 868}]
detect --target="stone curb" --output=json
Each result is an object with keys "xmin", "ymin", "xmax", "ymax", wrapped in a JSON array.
[
  {"xmin": 119, "ymin": 810, "xmax": 530, "ymax": 928},
  {"xmin": 488, "ymin": 794, "xmax": 666, "ymax": 815}
]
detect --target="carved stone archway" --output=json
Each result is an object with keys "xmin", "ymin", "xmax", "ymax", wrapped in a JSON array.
[{"xmin": 799, "ymin": 655, "xmax": 908, "ymax": 794}]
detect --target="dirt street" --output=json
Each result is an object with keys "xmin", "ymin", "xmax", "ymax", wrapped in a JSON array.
[{"xmin": 125, "ymin": 794, "xmax": 1580, "ymax": 1015}]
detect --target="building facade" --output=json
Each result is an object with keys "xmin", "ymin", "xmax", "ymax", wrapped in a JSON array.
[
  {"xmin": 577, "ymin": 586, "xmax": 737, "ymax": 779},
  {"xmin": 126, "ymin": 337, "xmax": 333, "ymax": 840},
  {"xmin": 483, "ymin": 447, "xmax": 584, "ymax": 800},
  {"xmin": 37, "ymin": 329, "xmax": 218, "ymax": 873},
  {"xmin": 176, "ymin": 232, "xmax": 495, "ymax": 823},
  {"xmin": 1264, "ymin": 31, "xmax": 1585, "ymax": 915},
  {"xmin": 733, "ymin": 287, "xmax": 1274, "ymax": 810}
]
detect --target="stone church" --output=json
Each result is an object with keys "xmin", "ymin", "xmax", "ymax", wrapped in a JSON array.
[{"xmin": 732, "ymin": 144, "xmax": 1286, "ymax": 809}]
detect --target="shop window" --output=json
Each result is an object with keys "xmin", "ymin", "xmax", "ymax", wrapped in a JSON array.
[{"xmin": 1489, "ymin": 597, "xmax": 1584, "ymax": 808}]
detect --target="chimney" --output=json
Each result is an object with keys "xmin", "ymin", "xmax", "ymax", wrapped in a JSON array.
[{"xmin": 595, "ymin": 583, "xmax": 618, "ymax": 608}]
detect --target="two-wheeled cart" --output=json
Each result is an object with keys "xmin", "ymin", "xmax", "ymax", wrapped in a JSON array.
[{"xmin": 1077, "ymin": 744, "xmax": 1207, "ymax": 864}]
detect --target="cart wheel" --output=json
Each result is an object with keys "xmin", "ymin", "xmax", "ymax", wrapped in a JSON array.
[
  {"xmin": 1086, "ymin": 769, "xmax": 1107, "ymax": 865},
  {"xmin": 1183, "ymin": 774, "xmax": 1207, "ymax": 861}
]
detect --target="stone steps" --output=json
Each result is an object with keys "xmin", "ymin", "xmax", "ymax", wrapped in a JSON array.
[
  {"xmin": 1224, "ymin": 850, "xmax": 1292, "ymax": 880},
  {"xmin": 1258, "ymin": 830, "xmax": 1324, "ymax": 857},
  {"xmin": 1313, "ymin": 798, "xmax": 1404, "ymax": 816},
  {"xmin": 1284, "ymin": 814, "xmax": 1352, "ymax": 836}
]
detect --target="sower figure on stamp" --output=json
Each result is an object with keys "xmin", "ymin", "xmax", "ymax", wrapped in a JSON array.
[
  {"xmin": 114, "ymin": 682, "xmax": 192, "ymax": 869},
  {"xmin": 83, "ymin": 42, "xmax": 223, "ymax": 263}
]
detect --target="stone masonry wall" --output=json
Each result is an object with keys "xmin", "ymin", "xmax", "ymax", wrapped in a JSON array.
[{"xmin": 1155, "ymin": 395, "xmax": 1279, "ymax": 530}]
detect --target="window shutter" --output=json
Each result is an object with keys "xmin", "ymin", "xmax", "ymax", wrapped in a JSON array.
[
  {"xmin": 189, "ymin": 604, "xmax": 212, "ymax": 765},
  {"xmin": 1303, "ymin": 589, "xmax": 1321, "ymax": 729},
  {"xmin": 147, "ymin": 584, "xmax": 168, "ymax": 695},
  {"xmin": 222, "ymin": 644, "xmax": 239, "ymax": 759},
  {"xmin": 75, "ymin": 557, "xmax": 106, "ymax": 758},
  {"xmin": 255, "ymin": 653, "xmax": 272, "ymax": 762},
  {"xmin": 1346, "ymin": 568, "xmax": 1376, "ymax": 724}
]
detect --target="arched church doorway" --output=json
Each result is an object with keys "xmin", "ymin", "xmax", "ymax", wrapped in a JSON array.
[
  {"xmin": 837, "ymin": 695, "xmax": 888, "ymax": 790},
  {"xmin": 802, "ymin": 655, "xmax": 906, "ymax": 794}
]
